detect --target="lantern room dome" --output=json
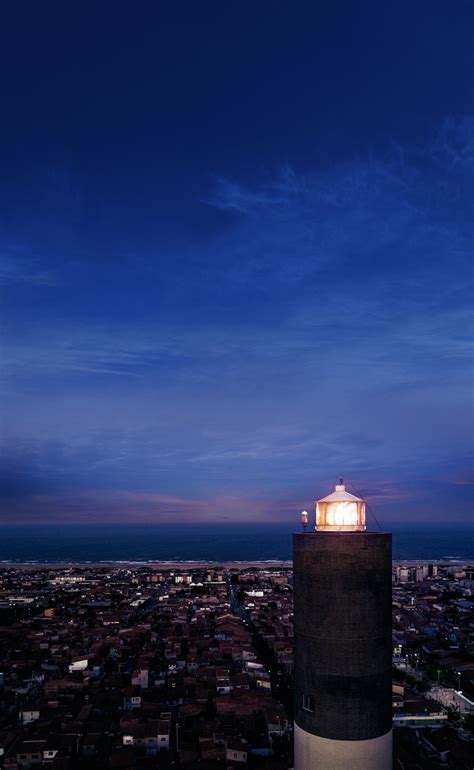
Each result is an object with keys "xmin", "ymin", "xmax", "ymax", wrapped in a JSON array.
[
  {"xmin": 316, "ymin": 481, "xmax": 366, "ymax": 532},
  {"xmin": 317, "ymin": 484, "xmax": 363, "ymax": 504}
]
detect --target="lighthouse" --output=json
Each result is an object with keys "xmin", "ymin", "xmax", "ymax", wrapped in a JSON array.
[{"xmin": 293, "ymin": 480, "xmax": 392, "ymax": 769}]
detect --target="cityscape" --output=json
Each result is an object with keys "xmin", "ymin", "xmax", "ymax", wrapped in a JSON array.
[{"xmin": 0, "ymin": 548, "xmax": 473, "ymax": 768}]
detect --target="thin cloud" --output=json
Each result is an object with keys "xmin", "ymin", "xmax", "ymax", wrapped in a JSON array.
[
  {"xmin": 0, "ymin": 254, "xmax": 59, "ymax": 286},
  {"xmin": 1, "ymin": 120, "xmax": 473, "ymax": 523}
]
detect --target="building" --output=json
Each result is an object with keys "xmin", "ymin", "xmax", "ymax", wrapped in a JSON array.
[{"xmin": 293, "ymin": 480, "xmax": 393, "ymax": 769}]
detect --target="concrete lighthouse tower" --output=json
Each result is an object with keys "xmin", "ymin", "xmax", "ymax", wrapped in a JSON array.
[{"xmin": 293, "ymin": 480, "xmax": 392, "ymax": 770}]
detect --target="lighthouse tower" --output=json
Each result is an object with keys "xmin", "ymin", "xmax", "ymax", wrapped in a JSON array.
[{"xmin": 293, "ymin": 480, "xmax": 392, "ymax": 770}]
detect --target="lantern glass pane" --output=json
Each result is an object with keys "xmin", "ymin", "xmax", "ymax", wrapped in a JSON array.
[{"xmin": 326, "ymin": 501, "xmax": 359, "ymax": 526}]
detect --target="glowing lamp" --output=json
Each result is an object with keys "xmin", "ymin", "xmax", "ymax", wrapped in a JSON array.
[
  {"xmin": 316, "ymin": 480, "xmax": 366, "ymax": 532},
  {"xmin": 301, "ymin": 510, "xmax": 308, "ymax": 530}
]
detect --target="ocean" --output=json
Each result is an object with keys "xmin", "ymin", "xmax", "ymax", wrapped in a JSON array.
[{"xmin": 0, "ymin": 522, "xmax": 473, "ymax": 564}]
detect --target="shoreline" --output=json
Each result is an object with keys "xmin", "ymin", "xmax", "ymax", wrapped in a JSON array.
[{"xmin": 0, "ymin": 557, "xmax": 473, "ymax": 570}]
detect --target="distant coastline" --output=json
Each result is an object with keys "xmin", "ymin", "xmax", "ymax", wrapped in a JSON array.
[
  {"xmin": 1, "ymin": 522, "xmax": 473, "ymax": 564},
  {"xmin": 1, "ymin": 559, "xmax": 293, "ymax": 570},
  {"xmin": 1, "ymin": 557, "xmax": 473, "ymax": 570}
]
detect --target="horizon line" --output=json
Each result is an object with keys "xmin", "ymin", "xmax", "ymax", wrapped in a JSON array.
[{"xmin": 1, "ymin": 519, "xmax": 473, "ymax": 528}]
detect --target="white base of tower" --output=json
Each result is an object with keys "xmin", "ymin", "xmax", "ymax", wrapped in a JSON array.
[{"xmin": 294, "ymin": 723, "xmax": 392, "ymax": 770}]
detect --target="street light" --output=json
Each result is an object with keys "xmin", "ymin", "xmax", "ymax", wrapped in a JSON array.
[{"xmin": 301, "ymin": 511, "xmax": 308, "ymax": 532}]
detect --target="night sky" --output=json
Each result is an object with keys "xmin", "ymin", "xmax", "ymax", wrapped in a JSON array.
[{"xmin": 1, "ymin": 2, "xmax": 473, "ymax": 526}]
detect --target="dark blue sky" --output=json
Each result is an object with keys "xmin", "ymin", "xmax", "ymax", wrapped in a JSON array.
[{"xmin": 1, "ymin": 1, "xmax": 473, "ymax": 525}]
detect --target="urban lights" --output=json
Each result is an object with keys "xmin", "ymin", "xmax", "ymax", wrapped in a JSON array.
[{"xmin": 315, "ymin": 479, "xmax": 366, "ymax": 532}]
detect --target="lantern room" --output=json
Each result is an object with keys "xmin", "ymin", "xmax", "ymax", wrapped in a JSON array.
[{"xmin": 315, "ymin": 480, "xmax": 366, "ymax": 532}]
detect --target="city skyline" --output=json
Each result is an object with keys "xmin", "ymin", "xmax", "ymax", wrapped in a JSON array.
[{"xmin": 1, "ymin": 2, "xmax": 473, "ymax": 525}]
